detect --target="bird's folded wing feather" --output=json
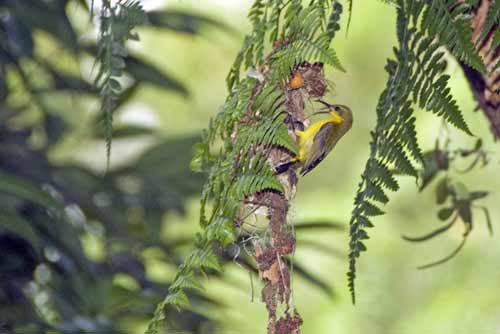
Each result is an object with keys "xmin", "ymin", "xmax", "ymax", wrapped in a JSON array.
[{"xmin": 301, "ymin": 122, "xmax": 337, "ymax": 175}]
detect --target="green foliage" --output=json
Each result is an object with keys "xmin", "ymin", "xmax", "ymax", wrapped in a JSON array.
[
  {"xmin": 0, "ymin": 1, "xmax": 229, "ymax": 333},
  {"xmin": 271, "ymin": 35, "xmax": 345, "ymax": 81},
  {"xmin": 227, "ymin": 0, "xmax": 343, "ymax": 90},
  {"xmin": 0, "ymin": 132, "xmax": 209, "ymax": 334},
  {"xmin": 347, "ymin": 0, "xmax": 480, "ymax": 303},
  {"xmin": 145, "ymin": 79, "xmax": 294, "ymax": 334},
  {"xmin": 422, "ymin": 0, "xmax": 486, "ymax": 73},
  {"xmin": 404, "ymin": 178, "xmax": 491, "ymax": 269},
  {"xmin": 0, "ymin": 172, "xmax": 63, "ymax": 210},
  {"xmin": 146, "ymin": 1, "xmax": 345, "ymax": 332},
  {"xmin": 95, "ymin": 0, "xmax": 147, "ymax": 168},
  {"xmin": 402, "ymin": 138, "xmax": 492, "ymax": 269}
]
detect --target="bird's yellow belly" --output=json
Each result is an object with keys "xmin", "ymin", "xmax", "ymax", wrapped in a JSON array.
[
  {"xmin": 297, "ymin": 119, "xmax": 331, "ymax": 162},
  {"xmin": 298, "ymin": 137, "xmax": 314, "ymax": 162}
]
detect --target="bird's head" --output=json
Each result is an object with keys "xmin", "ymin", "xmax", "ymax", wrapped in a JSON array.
[
  {"xmin": 315, "ymin": 101, "xmax": 353, "ymax": 124},
  {"xmin": 328, "ymin": 104, "xmax": 352, "ymax": 124}
]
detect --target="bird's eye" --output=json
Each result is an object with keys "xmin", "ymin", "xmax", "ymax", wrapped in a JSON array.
[{"xmin": 334, "ymin": 106, "xmax": 341, "ymax": 112}]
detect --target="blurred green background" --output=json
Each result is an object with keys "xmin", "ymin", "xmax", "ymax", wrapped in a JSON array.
[{"xmin": 1, "ymin": 1, "xmax": 499, "ymax": 333}]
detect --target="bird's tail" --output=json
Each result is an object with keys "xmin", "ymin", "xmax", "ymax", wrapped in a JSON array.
[{"xmin": 275, "ymin": 159, "xmax": 298, "ymax": 174}]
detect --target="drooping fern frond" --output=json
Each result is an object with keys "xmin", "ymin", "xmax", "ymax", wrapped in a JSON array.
[
  {"xmin": 421, "ymin": 0, "xmax": 486, "ymax": 73},
  {"xmin": 326, "ymin": 2, "xmax": 343, "ymax": 39},
  {"xmin": 271, "ymin": 35, "xmax": 345, "ymax": 82},
  {"xmin": 227, "ymin": 0, "xmax": 343, "ymax": 90},
  {"xmin": 95, "ymin": 0, "xmax": 146, "ymax": 168},
  {"xmin": 347, "ymin": 0, "xmax": 475, "ymax": 303},
  {"xmin": 146, "ymin": 1, "xmax": 345, "ymax": 333},
  {"xmin": 146, "ymin": 78, "xmax": 294, "ymax": 334},
  {"xmin": 270, "ymin": 3, "xmax": 345, "ymax": 81}
]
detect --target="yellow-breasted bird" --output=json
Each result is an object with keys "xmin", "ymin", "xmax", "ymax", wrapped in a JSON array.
[{"xmin": 276, "ymin": 102, "xmax": 353, "ymax": 175}]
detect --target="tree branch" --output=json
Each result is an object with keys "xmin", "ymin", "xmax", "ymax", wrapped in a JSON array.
[{"xmin": 459, "ymin": 0, "xmax": 500, "ymax": 139}]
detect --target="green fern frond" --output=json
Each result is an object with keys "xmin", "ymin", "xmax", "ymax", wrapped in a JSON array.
[
  {"xmin": 188, "ymin": 244, "xmax": 223, "ymax": 271},
  {"xmin": 215, "ymin": 77, "xmax": 258, "ymax": 139},
  {"xmin": 165, "ymin": 290, "xmax": 190, "ymax": 308},
  {"xmin": 231, "ymin": 174, "xmax": 284, "ymax": 197},
  {"xmin": 287, "ymin": 2, "xmax": 327, "ymax": 39},
  {"xmin": 95, "ymin": 0, "xmax": 146, "ymax": 168},
  {"xmin": 380, "ymin": 140, "xmax": 418, "ymax": 176},
  {"xmin": 226, "ymin": 36, "xmax": 252, "ymax": 90},
  {"xmin": 347, "ymin": 0, "xmax": 474, "ymax": 303},
  {"xmin": 206, "ymin": 216, "xmax": 237, "ymax": 247},
  {"xmin": 263, "ymin": 119, "xmax": 299, "ymax": 154},
  {"xmin": 362, "ymin": 201, "xmax": 385, "ymax": 216},
  {"xmin": 396, "ymin": 109, "xmax": 422, "ymax": 161},
  {"xmin": 326, "ymin": 2, "xmax": 343, "ymax": 39},
  {"xmin": 422, "ymin": 0, "xmax": 486, "ymax": 73},
  {"xmin": 370, "ymin": 159, "xmax": 400, "ymax": 191},
  {"xmin": 364, "ymin": 179, "xmax": 390, "ymax": 204},
  {"xmin": 252, "ymin": 83, "xmax": 285, "ymax": 115},
  {"xmin": 169, "ymin": 272, "xmax": 205, "ymax": 292},
  {"xmin": 295, "ymin": 36, "xmax": 345, "ymax": 71},
  {"xmin": 268, "ymin": 1, "xmax": 283, "ymax": 42},
  {"xmin": 271, "ymin": 37, "xmax": 344, "ymax": 81},
  {"xmin": 145, "ymin": 235, "xmax": 224, "ymax": 333},
  {"xmin": 237, "ymin": 117, "xmax": 298, "ymax": 155},
  {"xmin": 282, "ymin": 0, "xmax": 304, "ymax": 34},
  {"xmin": 228, "ymin": 0, "xmax": 343, "ymax": 89},
  {"xmin": 147, "ymin": 1, "xmax": 346, "ymax": 331},
  {"xmin": 249, "ymin": 0, "xmax": 266, "ymax": 26}
]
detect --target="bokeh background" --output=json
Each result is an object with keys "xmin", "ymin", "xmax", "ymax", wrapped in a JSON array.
[{"xmin": 1, "ymin": 1, "xmax": 499, "ymax": 333}]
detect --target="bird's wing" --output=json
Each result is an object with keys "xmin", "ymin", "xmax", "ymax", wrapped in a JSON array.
[{"xmin": 300, "ymin": 122, "xmax": 336, "ymax": 176}]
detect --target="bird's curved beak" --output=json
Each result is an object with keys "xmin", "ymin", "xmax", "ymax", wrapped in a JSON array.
[
  {"xmin": 312, "ymin": 100, "xmax": 334, "ymax": 116},
  {"xmin": 314, "ymin": 100, "xmax": 346, "ymax": 123},
  {"xmin": 317, "ymin": 100, "xmax": 333, "ymax": 108}
]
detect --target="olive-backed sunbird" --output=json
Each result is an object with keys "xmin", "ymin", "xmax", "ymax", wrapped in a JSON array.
[{"xmin": 276, "ymin": 102, "xmax": 353, "ymax": 176}]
